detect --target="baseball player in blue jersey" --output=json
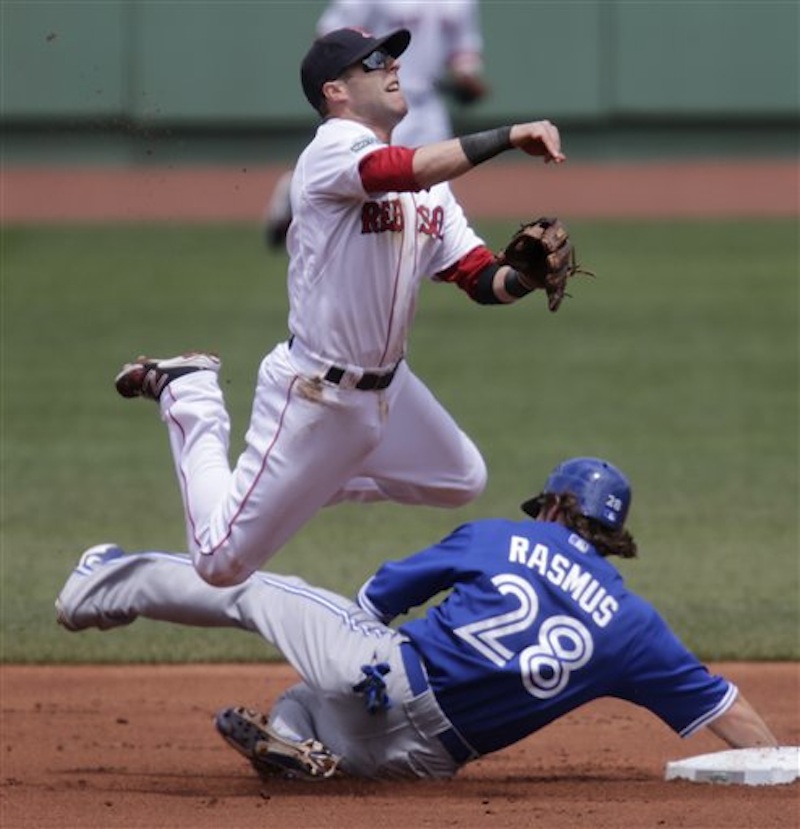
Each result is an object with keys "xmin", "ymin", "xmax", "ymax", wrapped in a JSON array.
[{"xmin": 55, "ymin": 457, "xmax": 778, "ymax": 780}]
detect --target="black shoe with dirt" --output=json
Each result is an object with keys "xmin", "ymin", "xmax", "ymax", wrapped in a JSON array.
[
  {"xmin": 114, "ymin": 353, "xmax": 220, "ymax": 401},
  {"xmin": 214, "ymin": 706, "xmax": 340, "ymax": 781}
]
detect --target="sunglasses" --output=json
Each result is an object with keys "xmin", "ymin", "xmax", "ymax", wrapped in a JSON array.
[{"xmin": 360, "ymin": 49, "xmax": 392, "ymax": 72}]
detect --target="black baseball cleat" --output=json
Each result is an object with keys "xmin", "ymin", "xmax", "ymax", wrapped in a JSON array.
[
  {"xmin": 114, "ymin": 353, "xmax": 221, "ymax": 401},
  {"xmin": 214, "ymin": 706, "xmax": 341, "ymax": 781}
]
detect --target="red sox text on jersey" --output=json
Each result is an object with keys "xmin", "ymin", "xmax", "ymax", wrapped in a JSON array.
[{"xmin": 361, "ymin": 198, "xmax": 445, "ymax": 240}]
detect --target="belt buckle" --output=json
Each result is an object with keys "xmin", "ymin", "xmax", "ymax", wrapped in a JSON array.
[{"xmin": 337, "ymin": 370, "xmax": 360, "ymax": 391}]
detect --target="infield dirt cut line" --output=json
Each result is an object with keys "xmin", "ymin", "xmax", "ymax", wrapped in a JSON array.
[{"xmin": 1, "ymin": 158, "xmax": 797, "ymax": 223}]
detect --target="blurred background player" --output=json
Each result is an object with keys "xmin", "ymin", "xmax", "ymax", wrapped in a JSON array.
[{"xmin": 265, "ymin": 0, "xmax": 489, "ymax": 248}]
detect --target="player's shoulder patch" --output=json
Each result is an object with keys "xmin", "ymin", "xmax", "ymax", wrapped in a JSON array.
[{"xmin": 351, "ymin": 135, "xmax": 381, "ymax": 154}]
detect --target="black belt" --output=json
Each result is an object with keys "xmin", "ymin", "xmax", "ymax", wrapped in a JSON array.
[
  {"xmin": 400, "ymin": 640, "xmax": 476, "ymax": 765},
  {"xmin": 324, "ymin": 365, "xmax": 397, "ymax": 391},
  {"xmin": 288, "ymin": 336, "xmax": 398, "ymax": 391}
]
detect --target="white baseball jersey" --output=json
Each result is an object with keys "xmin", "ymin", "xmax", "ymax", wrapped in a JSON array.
[
  {"xmin": 287, "ymin": 117, "xmax": 482, "ymax": 369},
  {"xmin": 317, "ymin": 0, "xmax": 485, "ymax": 144}
]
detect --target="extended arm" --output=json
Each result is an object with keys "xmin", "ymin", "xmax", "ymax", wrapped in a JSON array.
[
  {"xmin": 706, "ymin": 691, "xmax": 779, "ymax": 748},
  {"xmin": 358, "ymin": 122, "xmax": 565, "ymax": 198},
  {"xmin": 412, "ymin": 121, "xmax": 565, "ymax": 189}
]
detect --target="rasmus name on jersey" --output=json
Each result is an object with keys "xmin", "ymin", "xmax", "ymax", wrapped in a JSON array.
[{"xmin": 507, "ymin": 535, "xmax": 621, "ymax": 628}]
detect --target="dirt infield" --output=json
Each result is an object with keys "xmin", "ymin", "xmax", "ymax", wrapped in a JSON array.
[
  {"xmin": 1, "ymin": 662, "xmax": 798, "ymax": 829},
  {"xmin": 2, "ymin": 158, "xmax": 798, "ymax": 223}
]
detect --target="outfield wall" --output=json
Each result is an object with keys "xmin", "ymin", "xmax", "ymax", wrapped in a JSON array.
[{"xmin": 2, "ymin": 1, "xmax": 798, "ymax": 164}]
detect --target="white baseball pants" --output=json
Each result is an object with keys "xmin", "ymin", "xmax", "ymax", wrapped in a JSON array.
[{"xmin": 159, "ymin": 340, "xmax": 486, "ymax": 586}]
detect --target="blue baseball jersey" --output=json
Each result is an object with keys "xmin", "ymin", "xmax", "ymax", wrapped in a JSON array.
[{"xmin": 357, "ymin": 519, "xmax": 735, "ymax": 756}]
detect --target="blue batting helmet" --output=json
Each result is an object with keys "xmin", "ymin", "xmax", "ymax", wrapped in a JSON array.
[{"xmin": 521, "ymin": 457, "xmax": 632, "ymax": 529}]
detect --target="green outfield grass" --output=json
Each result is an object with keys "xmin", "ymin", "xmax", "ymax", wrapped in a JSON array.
[{"xmin": 1, "ymin": 219, "xmax": 797, "ymax": 662}]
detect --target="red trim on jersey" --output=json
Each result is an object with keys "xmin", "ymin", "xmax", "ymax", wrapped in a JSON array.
[
  {"xmin": 435, "ymin": 245, "xmax": 497, "ymax": 299},
  {"xmin": 359, "ymin": 147, "xmax": 419, "ymax": 193}
]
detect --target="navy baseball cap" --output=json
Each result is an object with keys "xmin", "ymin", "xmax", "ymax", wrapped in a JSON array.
[{"xmin": 301, "ymin": 27, "xmax": 411, "ymax": 113}]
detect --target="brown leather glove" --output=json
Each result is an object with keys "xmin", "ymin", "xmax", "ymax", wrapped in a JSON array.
[{"xmin": 499, "ymin": 217, "xmax": 594, "ymax": 312}]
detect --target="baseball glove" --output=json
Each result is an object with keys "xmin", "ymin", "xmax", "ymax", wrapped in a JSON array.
[
  {"xmin": 439, "ymin": 72, "xmax": 489, "ymax": 106},
  {"xmin": 498, "ymin": 217, "xmax": 594, "ymax": 312}
]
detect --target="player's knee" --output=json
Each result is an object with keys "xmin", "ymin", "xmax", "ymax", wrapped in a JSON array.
[
  {"xmin": 463, "ymin": 450, "xmax": 488, "ymax": 500},
  {"xmin": 449, "ymin": 461, "xmax": 487, "ymax": 506},
  {"xmin": 430, "ymin": 455, "xmax": 487, "ymax": 508},
  {"xmin": 192, "ymin": 550, "xmax": 253, "ymax": 588}
]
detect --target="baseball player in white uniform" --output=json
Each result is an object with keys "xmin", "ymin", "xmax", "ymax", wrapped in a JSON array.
[
  {"xmin": 115, "ymin": 26, "xmax": 570, "ymax": 588},
  {"xmin": 266, "ymin": 0, "xmax": 487, "ymax": 245}
]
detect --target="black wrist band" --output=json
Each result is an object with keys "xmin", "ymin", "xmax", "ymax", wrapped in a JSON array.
[
  {"xmin": 459, "ymin": 126, "xmax": 513, "ymax": 166},
  {"xmin": 503, "ymin": 269, "xmax": 536, "ymax": 298}
]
